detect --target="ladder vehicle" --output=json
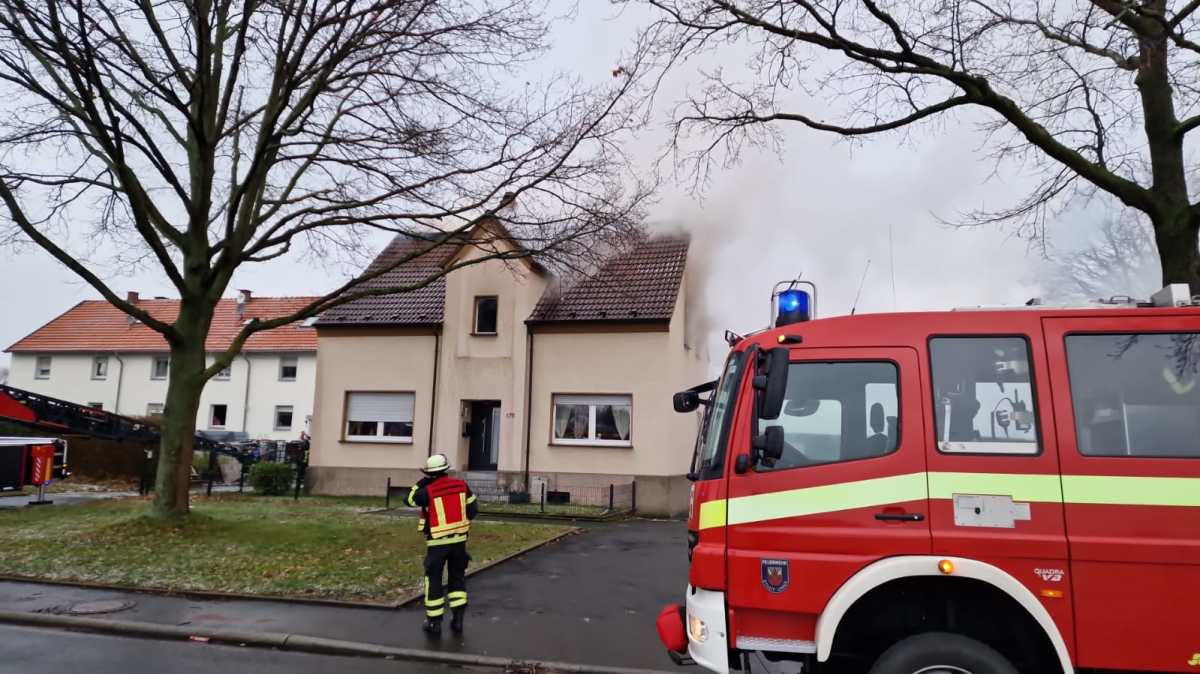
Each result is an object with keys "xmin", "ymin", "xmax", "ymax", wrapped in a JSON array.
[
  {"xmin": 0, "ymin": 384, "xmax": 301, "ymax": 492},
  {"xmin": 657, "ymin": 283, "xmax": 1200, "ymax": 674}
]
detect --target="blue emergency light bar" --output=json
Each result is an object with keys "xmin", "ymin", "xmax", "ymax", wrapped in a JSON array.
[{"xmin": 772, "ymin": 281, "xmax": 817, "ymax": 328}]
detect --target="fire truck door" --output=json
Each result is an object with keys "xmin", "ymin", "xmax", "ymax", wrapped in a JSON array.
[
  {"xmin": 1044, "ymin": 316, "xmax": 1200, "ymax": 673},
  {"xmin": 725, "ymin": 347, "xmax": 929, "ymax": 652},
  {"xmin": 924, "ymin": 334, "xmax": 1073, "ymax": 659}
]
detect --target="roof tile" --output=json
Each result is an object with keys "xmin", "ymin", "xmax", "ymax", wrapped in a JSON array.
[
  {"xmin": 528, "ymin": 236, "xmax": 689, "ymax": 323},
  {"xmin": 6, "ymin": 297, "xmax": 319, "ymax": 353}
]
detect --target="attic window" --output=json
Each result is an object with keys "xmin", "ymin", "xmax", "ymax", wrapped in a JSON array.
[{"xmin": 473, "ymin": 296, "xmax": 498, "ymax": 336}]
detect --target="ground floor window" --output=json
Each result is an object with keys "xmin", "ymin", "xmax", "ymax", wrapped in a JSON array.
[
  {"xmin": 210, "ymin": 404, "xmax": 228, "ymax": 429},
  {"xmin": 552, "ymin": 394, "xmax": 632, "ymax": 447},
  {"xmin": 274, "ymin": 405, "xmax": 294, "ymax": 431},
  {"xmin": 345, "ymin": 392, "xmax": 414, "ymax": 443}
]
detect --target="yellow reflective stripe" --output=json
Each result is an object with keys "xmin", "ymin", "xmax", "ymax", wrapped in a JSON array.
[
  {"xmin": 698, "ymin": 499, "xmax": 727, "ymax": 530},
  {"xmin": 1063, "ymin": 474, "xmax": 1200, "ymax": 507},
  {"xmin": 425, "ymin": 597, "xmax": 445, "ymax": 607},
  {"xmin": 431, "ymin": 521, "xmax": 470, "ymax": 535},
  {"xmin": 447, "ymin": 591, "xmax": 467, "ymax": 600},
  {"xmin": 449, "ymin": 597, "xmax": 467, "ymax": 608},
  {"xmin": 697, "ymin": 472, "xmax": 1200, "ymax": 530},
  {"xmin": 460, "ymin": 492, "xmax": 467, "ymax": 515},
  {"xmin": 433, "ymin": 496, "xmax": 448, "ymax": 527},
  {"xmin": 426, "ymin": 607, "xmax": 445, "ymax": 617},
  {"xmin": 725, "ymin": 472, "xmax": 926, "ymax": 528},
  {"xmin": 928, "ymin": 472, "xmax": 1063, "ymax": 502},
  {"xmin": 467, "ymin": 494, "xmax": 477, "ymax": 504},
  {"xmin": 407, "ymin": 485, "xmax": 419, "ymax": 507},
  {"xmin": 426, "ymin": 534, "xmax": 468, "ymax": 546}
]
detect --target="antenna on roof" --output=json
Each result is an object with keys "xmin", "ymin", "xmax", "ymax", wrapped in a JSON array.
[{"xmin": 850, "ymin": 259, "xmax": 871, "ymax": 316}]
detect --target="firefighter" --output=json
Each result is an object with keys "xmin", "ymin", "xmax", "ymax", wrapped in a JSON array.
[{"xmin": 407, "ymin": 453, "xmax": 477, "ymax": 636}]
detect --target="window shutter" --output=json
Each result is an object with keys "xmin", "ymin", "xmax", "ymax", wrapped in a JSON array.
[
  {"xmin": 348, "ymin": 393, "xmax": 414, "ymax": 422},
  {"xmin": 554, "ymin": 394, "xmax": 630, "ymax": 407}
]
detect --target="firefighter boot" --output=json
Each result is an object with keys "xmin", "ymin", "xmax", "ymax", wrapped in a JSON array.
[
  {"xmin": 450, "ymin": 607, "xmax": 465, "ymax": 634},
  {"xmin": 422, "ymin": 618, "xmax": 442, "ymax": 636}
]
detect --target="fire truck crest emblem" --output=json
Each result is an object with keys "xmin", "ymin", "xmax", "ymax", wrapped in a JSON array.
[{"xmin": 761, "ymin": 559, "xmax": 789, "ymax": 594}]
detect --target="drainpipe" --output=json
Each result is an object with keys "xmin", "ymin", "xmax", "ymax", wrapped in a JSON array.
[
  {"xmin": 241, "ymin": 353, "xmax": 253, "ymax": 434},
  {"xmin": 521, "ymin": 324, "xmax": 535, "ymax": 492},
  {"xmin": 113, "ymin": 352, "xmax": 125, "ymax": 414},
  {"xmin": 428, "ymin": 330, "xmax": 440, "ymax": 457}
]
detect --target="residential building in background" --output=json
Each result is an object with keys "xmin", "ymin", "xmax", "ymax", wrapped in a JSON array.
[
  {"xmin": 309, "ymin": 220, "xmax": 708, "ymax": 516},
  {"xmin": 5, "ymin": 291, "xmax": 317, "ymax": 441}
]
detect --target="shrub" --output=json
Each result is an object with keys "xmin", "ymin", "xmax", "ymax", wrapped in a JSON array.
[{"xmin": 248, "ymin": 462, "xmax": 295, "ymax": 496}]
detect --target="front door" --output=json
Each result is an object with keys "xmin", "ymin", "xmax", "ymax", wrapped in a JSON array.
[
  {"xmin": 467, "ymin": 401, "xmax": 500, "ymax": 471},
  {"xmin": 1043, "ymin": 316, "xmax": 1200, "ymax": 673},
  {"xmin": 725, "ymin": 347, "xmax": 929, "ymax": 652}
]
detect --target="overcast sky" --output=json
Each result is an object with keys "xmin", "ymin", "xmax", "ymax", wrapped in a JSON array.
[{"xmin": 0, "ymin": 2, "xmax": 1138, "ymax": 372}]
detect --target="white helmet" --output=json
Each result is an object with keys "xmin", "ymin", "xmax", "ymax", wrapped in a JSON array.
[{"xmin": 423, "ymin": 453, "xmax": 450, "ymax": 475}]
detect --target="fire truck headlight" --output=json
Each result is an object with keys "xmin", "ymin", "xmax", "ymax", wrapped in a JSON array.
[{"xmin": 687, "ymin": 612, "xmax": 708, "ymax": 643}]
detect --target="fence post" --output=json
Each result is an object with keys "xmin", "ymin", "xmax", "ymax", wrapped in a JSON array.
[
  {"xmin": 386, "ymin": 477, "xmax": 392, "ymax": 510},
  {"xmin": 293, "ymin": 462, "xmax": 303, "ymax": 501},
  {"xmin": 540, "ymin": 482, "xmax": 545, "ymax": 514},
  {"xmin": 609, "ymin": 484, "xmax": 614, "ymax": 510},
  {"xmin": 632, "ymin": 481, "xmax": 637, "ymax": 513},
  {"xmin": 238, "ymin": 466, "xmax": 245, "ymax": 494}
]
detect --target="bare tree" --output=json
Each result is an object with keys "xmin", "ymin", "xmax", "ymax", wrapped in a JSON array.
[
  {"xmin": 634, "ymin": 0, "xmax": 1200, "ymax": 291},
  {"xmin": 1036, "ymin": 215, "xmax": 1161, "ymax": 303},
  {"xmin": 0, "ymin": 1, "xmax": 651, "ymax": 518}
]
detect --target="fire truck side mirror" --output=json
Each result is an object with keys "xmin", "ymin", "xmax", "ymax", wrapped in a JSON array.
[
  {"xmin": 673, "ymin": 391, "xmax": 701, "ymax": 414},
  {"xmin": 753, "ymin": 426, "xmax": 785, "ymax": 467},
  {"xmin": 754, "ymin": 347, "xmax": 790, "ymax": 420}
]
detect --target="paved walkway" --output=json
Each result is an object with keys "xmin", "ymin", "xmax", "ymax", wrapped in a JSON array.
[{"xmin": 0, "ymin": 519, "xmax": 687, "ymax": 669}]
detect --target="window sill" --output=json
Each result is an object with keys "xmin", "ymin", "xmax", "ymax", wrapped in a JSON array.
[
  {"xmin": 274, "ymin": 428, "xmax": 293, "ymax": 432},
  {"xmin": 279, "ymin": 378, "xmax": 298, "ymax": 382},
  {"xmin": 470, "ymin": 332, "xmax": 498, "ymax": 337},
  {"xmin": 90, "ymin": 377, "xmax": 107, "ymax": 381},
  {"xmin": 342, "ymin": 437, "xmax": 414, "ymax": 445},
  {"xmin": 550, "ymin": 440, "xmax": 633, "ymax": 449},
  {"xmin": 34, "ymin": 376, "xmax": 50, "ymax": 380}
]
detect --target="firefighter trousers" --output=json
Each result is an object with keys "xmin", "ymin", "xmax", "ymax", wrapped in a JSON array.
[{"xmin": 423, "ymin": 541, "xmax": 469, "ymax": 619}]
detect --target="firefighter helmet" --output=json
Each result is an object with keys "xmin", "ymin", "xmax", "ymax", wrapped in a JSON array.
[{"xmin": 423, "ymin": 453, "xmax": 450, "ymax": 475}]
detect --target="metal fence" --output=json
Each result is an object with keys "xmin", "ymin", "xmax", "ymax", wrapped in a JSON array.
[{"xmin": 387, "ymin": 477, "xmax": 637, "ymax": 516}]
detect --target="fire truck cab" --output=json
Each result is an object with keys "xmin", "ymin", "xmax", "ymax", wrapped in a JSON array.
[{"xmin": 659, "ymin": 284, "xmax": 1200, "ymax": 674}]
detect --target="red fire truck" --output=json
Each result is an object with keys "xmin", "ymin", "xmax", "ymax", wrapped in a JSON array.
[{"xmin": 657, "ymin": 283, "xmax": 1200, "ymax": 674}]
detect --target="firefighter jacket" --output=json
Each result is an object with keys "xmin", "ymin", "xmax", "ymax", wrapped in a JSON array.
[{"xmin": 407, "ymin": 475, "xmax": 478, "ymax": 546}]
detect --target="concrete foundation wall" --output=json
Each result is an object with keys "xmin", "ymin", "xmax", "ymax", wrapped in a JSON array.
[{"xmin": 308, "ymin": 465, "xmax": 690, "ymax": 517}]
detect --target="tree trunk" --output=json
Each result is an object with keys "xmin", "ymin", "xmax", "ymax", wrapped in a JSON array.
[
  {"xmin": 1153, "ymin": 210, "xmax": 1200, "ymax": 294},
  {"xmin": 151, "ymin": 330, "xmax": 209, "ymax": 519}
]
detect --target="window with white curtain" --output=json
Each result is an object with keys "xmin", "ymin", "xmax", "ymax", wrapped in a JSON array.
[
  {"xmin": 552, "ymin": 394, "xmax": 632, "ymax": 447},
  {"xmin": 345, "ymin": 392, "xmax": 414, "ymax": 443}
]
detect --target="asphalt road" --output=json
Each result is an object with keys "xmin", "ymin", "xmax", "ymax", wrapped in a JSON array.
[{"xmin": 0, "ymin": 624, "xmax": 472, "ymax": 674}]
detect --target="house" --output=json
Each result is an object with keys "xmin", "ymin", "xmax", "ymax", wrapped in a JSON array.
[
  {"xmin": 308, "ymin": 221, "xmax": 708, "ymax": 516},
  {"xmin": 5, "ymin": 291, "xmax": 318, "ymax": 441}
]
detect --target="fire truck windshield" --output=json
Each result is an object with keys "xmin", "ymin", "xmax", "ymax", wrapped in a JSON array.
[{"xmin": 691, "ymin": 352, "xmax": 745, "ymax": 479}]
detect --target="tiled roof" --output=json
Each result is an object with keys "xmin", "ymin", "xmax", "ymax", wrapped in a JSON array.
[
  {"xmin": 528, "ymin": 236, "xmax": 689, "ymax": 323},
  {"xmin": 315, "ymin": 237, "xmax": 453, "ymax": 326},
  {"xmin": 6, "ymin": 297, "xmax": 319, "ymax": 353}
]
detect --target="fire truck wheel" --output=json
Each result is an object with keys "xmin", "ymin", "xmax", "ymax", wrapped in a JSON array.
[{"xmin": 868, "ymin": 632, "xmax": 1019, "ymax": 674}]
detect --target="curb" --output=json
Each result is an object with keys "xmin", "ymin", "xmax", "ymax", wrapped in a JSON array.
[
  {"xmin": 0, "ymin": 526, "xmax": 583, "ymax": 611},
  {"xmin": 0, "ymin": 609, "xmax": 675, "ymax": 674}
]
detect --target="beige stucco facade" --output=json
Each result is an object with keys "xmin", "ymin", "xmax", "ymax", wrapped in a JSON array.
[{"xmin": 308, "ymin": 234, "xmax": 707, "ymax": 516}]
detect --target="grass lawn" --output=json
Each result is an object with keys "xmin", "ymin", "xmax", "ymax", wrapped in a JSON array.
[{"xmin": 0, "ymin": 494, "xmax": 570, "ymax": 603}]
